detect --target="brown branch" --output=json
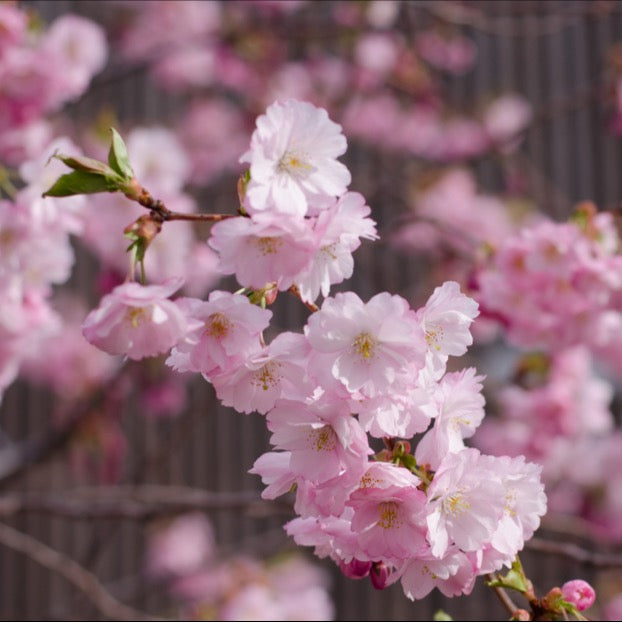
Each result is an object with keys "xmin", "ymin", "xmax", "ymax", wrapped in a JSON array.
[
  {"xmin": 288, "ymin": 285, "xmax": 319, "ymax": 312},
  {"xmin": 0, "ymin": 367, "xmax": 128, "ymax": 489},
  {"xmin": 0, "ymin": 486, "xmax": 293, "ymax": 520},
  {"xmin": 526, "ymin": 537, "xmax": 622, "ymax": 569},
  {"xmin": 132, "ymin": 186, "xmax": 236, "ymax": 224},
  {"xmin": 485, "ymin": 573, "xmax": 522, "ymax": 618},
  {"xmin": 0, "ymin": 521, "xmax": 165, "ymax": 621}
]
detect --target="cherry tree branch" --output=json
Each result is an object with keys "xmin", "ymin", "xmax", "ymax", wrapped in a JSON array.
[
  {"xmin": 526, "ymin": 537, "xmax": 622, "ymax": 569},
  {"xmin": 133, "ymin": 186, "xmax": 236, "ymax": 223},
  {"xmin": 0, "ymin": 521, "xmax": 165, "ymax": 621},
  {"xmin": 485, "ymin": 573, "xmax": 521, "ymax": 618},
  {"xmin": 0, "ymin": 486, "xmax": 292, "ymax": 520}
]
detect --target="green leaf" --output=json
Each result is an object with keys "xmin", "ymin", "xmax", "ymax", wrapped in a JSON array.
[
  {"xmin": 108, "ymin": 128, "xmax": 135, "ymax": 179},
  {"xmin": 433, "ymin": 610, "xmax": 453, "ymax": 621},
  {"xmin": 43, "ymin": 171, "xmax": 121, "ymax": 197},
  {"xmin": 54, "ymin": 153, "xmax": 117, "ymax": 177},
  {"xmin": 486, "ymin": 568, "xmax": 528, "ymax": 594}
]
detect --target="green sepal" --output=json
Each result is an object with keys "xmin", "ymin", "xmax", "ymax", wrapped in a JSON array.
[
  {"xmin": 486, "ymin": 562, "xmax": 529, "ymax": 594},
  {"xmin": 108, "ymin": 128, "xmax": 135, "ymax": 179},
  {"xmin": 43, "ymin": 170, "xmax": 121, "ymax": 197},
  {"xmin": 433, "ymin": 610, "xmax": 453, "ymax": 621}
]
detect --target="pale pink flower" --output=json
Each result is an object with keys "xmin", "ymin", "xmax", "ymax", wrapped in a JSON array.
[
  {"xmin": 482, "ymin": 455, "xmax": 546, "ymax": 560},
  {"xmin": 416, "ymin": 281, "xmax": 479, "ymax": 377},
  {"xmin": 177, "ymin": 98, "xmax": 246, "ymax": 184},
  {"xmin": 425, "ymin": 448, "xmax": 505, "ymax": 558},
  {"xmin": 354, "ymin": 33, "xmax": 399, "ymax": 76},
  {"xmin": 267, "ymin": 394, "xmax": 371, "ymax": 484},
  {"xmin": 41, "ymin": 14, "xmax": 107, "ymax": 104},
  {"xmin": 241, "ymin": 99, "xmax": 351, "ymax": 217},
  {"xmin": 483, "ymin": 94, "xmax": 532, "ymax": 150},
  {"xmin": 396, "ymin": 548, "xmax": 477, "ymax": 600},
  {"xmin": 249, "ymin": 451, "xmax": 297, "ymax": 500},
  {"xmin": 285, "ymin": 511, "xmax": 360, "ymax": 564},
  {"xmin": 415, "ymin": 30, "xmax": 477, "ymax": 74},
  {"xmin": 168, "ymin": 291, "xmax": 271, "ymax": 377},
  {"xmin": 210, "ymin": 332, "xmax": 312, "ymax": 414},
  {"xmin": 305, "ymin": 291, "xmax": 426, "ymax": 396},
  {"xmin": 147, "ymin": 513, "xmax": 215, "ymax": 579},
  {"xmin": 347, "ymin": 462, "xmax": 427, "ymax": 560},
  {"xmin": 127, "ymin": 127, "xmax": 191, "ymax": 194},
  {"xmin": 82, "ymin": 277, "xmax": 187, "ymax": 360},
  {"xmin": 352, "ymin": 382, "xmax": 432, "ymax": 439},
  {"xmin": 415, "ymin": 368, "xmax": 486, "ymax": 470},
  {"xmin": 295, "ymin": 191, "xmax": 377, "ymax": 302},
  {"xmin": 208, "ymin": 212, "xmax": 316, "ymax": 291}
]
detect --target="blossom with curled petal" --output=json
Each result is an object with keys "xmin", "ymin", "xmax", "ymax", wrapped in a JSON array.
[{"xmin": 241, "ymin": 99, "xmax": 351, "ymax": 217}]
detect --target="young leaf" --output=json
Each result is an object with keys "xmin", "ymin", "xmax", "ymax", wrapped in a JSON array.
[
  {"xmin": 43, "ymin": 170, "xmax": 120, "ymax": 197},
  {"xmin": 54, "ymin": 153, "xmax": 117, "ymax": 177},
  {"xmin": 108, "ymin": 128, "xmax": 135, "ymax": 179}
]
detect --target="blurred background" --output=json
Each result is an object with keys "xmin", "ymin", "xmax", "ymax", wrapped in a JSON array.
[{"xmin": 2, "ymin": 1, "xmax": 622, "ymax": 619}]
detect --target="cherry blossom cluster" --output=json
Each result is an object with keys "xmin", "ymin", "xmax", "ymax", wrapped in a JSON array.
[
  {"xmin": 475, "ymin": 205, "xmax": 622, "ymax": 357},
  {"xmin": 146, "ymin": 513, "xmax": 333, "ymax": 621},
  {"xmin": 0, "ymin": 3, "xmax": 112, "ymax": 404},
  {"xmin": 77, "ymin": 99, "xmax": 547, "ymax": 602},
  {"xmin": 116, "ymin": 0, "xmax": 532, "ymax": 185},
  {"xmin": 0, "ymin": 3, "xmax": 107, "ymax": 165},
  {"xmin": 476, "ymin": 345, "xmax": 622, "ymax": 542}
]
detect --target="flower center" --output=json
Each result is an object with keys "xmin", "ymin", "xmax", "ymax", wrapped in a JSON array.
[
  {"xmin": 254, "ymin": 236, "xmax": 282, "ymax": 255},
  {"xmin": 277, "ymin": 150, "xmax": 313, "ymax": 179},
  {"xmin": 353, "ymin": 332, "xmax": 376, "ymax": 360},
  {"xmin": 307, "ymin": 425, "xmax": 337, "ymax": 452},
  {"xmin": 205, "ymin": 312, "xmax": 232, "ymax": 339},
  {"xmin": 126, "ymin": 306, "xmax": 148, "ymax": 328},
  {"xmin": 377, "ymin": 502, "xmax": 402, "ymax": 529},
  {"xmin": 252, "ymin": 361, "xmax": 282, "ymax": 391},
  {"xmin": 441, "ymin": 493, "xmax": 471, "ymax": 517},
  {"xmin": 425, "ymin": 325, "xmax": 444, "ymax": 352}
]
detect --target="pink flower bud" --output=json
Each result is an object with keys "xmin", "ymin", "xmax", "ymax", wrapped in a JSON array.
[
  {"xmin": 339, "ymin": 558, "xmax": 371, "ymax": 580},
  {"xmin": 370, "ymin": 561, "xmax": 390, "ymax": 590},
  {"xmin": 561, "ymin": 579, "xmax": 596, "ymax": 611}
]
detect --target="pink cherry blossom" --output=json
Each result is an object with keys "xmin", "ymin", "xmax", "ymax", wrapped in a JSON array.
[
  {"xmin": 210, "ymin": 332, "xmax": 312, "ymax": 414},
  {"xmin": 241, "ymin": 99, "xmax": 351, "ymax": 217},
  {"xmin": 416, "ymin": 280, "xmax": 479, "ymax": 377},
  {"xmin": 305, "ymin": 291, "xmax": 426, "ymax": 396},
  {"xmin": 425, "ymin": 448, "xmax": 505, "ymax": 558},
  {"xmin": 347, "ymin": 462, "xmax": 427, "ymax": 560},
  {"xmin": 294, "ymin": 191, "xmax": 377, "ymax": 302},
  {"xmin": 208, "ymin": 212, "xmax": 316, "ymax": 291},
  {"xmin": 168, "ymin": 291, "xmax": 272, "ymax": 377},
  {"xmin": 82, "ymin": 277, "xmax": 187, "ymax": 360},
  {"xmin": 267, "ymin": 394, "xmax": 371, "ymax": 484}
]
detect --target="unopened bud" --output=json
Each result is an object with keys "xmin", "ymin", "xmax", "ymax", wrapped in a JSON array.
[
  {"xmin": 370, "ymin": 561, "xmax": 390, "ymax": 590},
  {"xmin": 339, "ymin": 558, "xmax": 371, "ymax": 580},
  {"xmin": 561, "ymin": 579, "xmax": 596, "ymax": 612}
]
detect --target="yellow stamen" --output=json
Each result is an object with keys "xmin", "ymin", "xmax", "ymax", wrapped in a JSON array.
[
  {"xmin": 205, "ymin": 312, "xmax": 231, "ymax": 339},
  {"xmin": 255, "ymin": 236, "xmax": 282, "ymax": 255},
  {"xmin": 126, "ymin": 307, "xmax": 147, "ymax": 328},
  {"xmin": 307, "ymin": 426, "xmax": 337, "ymax": 452},
  {"xmin": 353, "ymin": 332, "xmax": 376, "ymax": 359},
  {"xmin": 252, "ymin": 361, "xmax": 282, "ymax": 391},
  {"xmin": 377, "ymin": 502, "xmax": 402, "ymax": 529}
]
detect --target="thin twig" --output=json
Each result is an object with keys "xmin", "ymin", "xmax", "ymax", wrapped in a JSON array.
[
  {"xmin": 0, "ymin": 367, "xmax": 127, "ymax": 489},
  {"xmin": 0, "ymin": 486, "xmax": 293, "ymax": 520},
  {"xmin": 0, "ymin": 521, "xmax": 166, "ymax": 621},
  {"xmin": 485, "ymin": 573, "xmax": 521, "ymax": 617},
  {"xmin": 288, "ymin": 285, "xmax": 319, "ymax": 312},
  {"xmin": 526, "ymin": 537, "xmax": 622, "ymax": 569}
]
